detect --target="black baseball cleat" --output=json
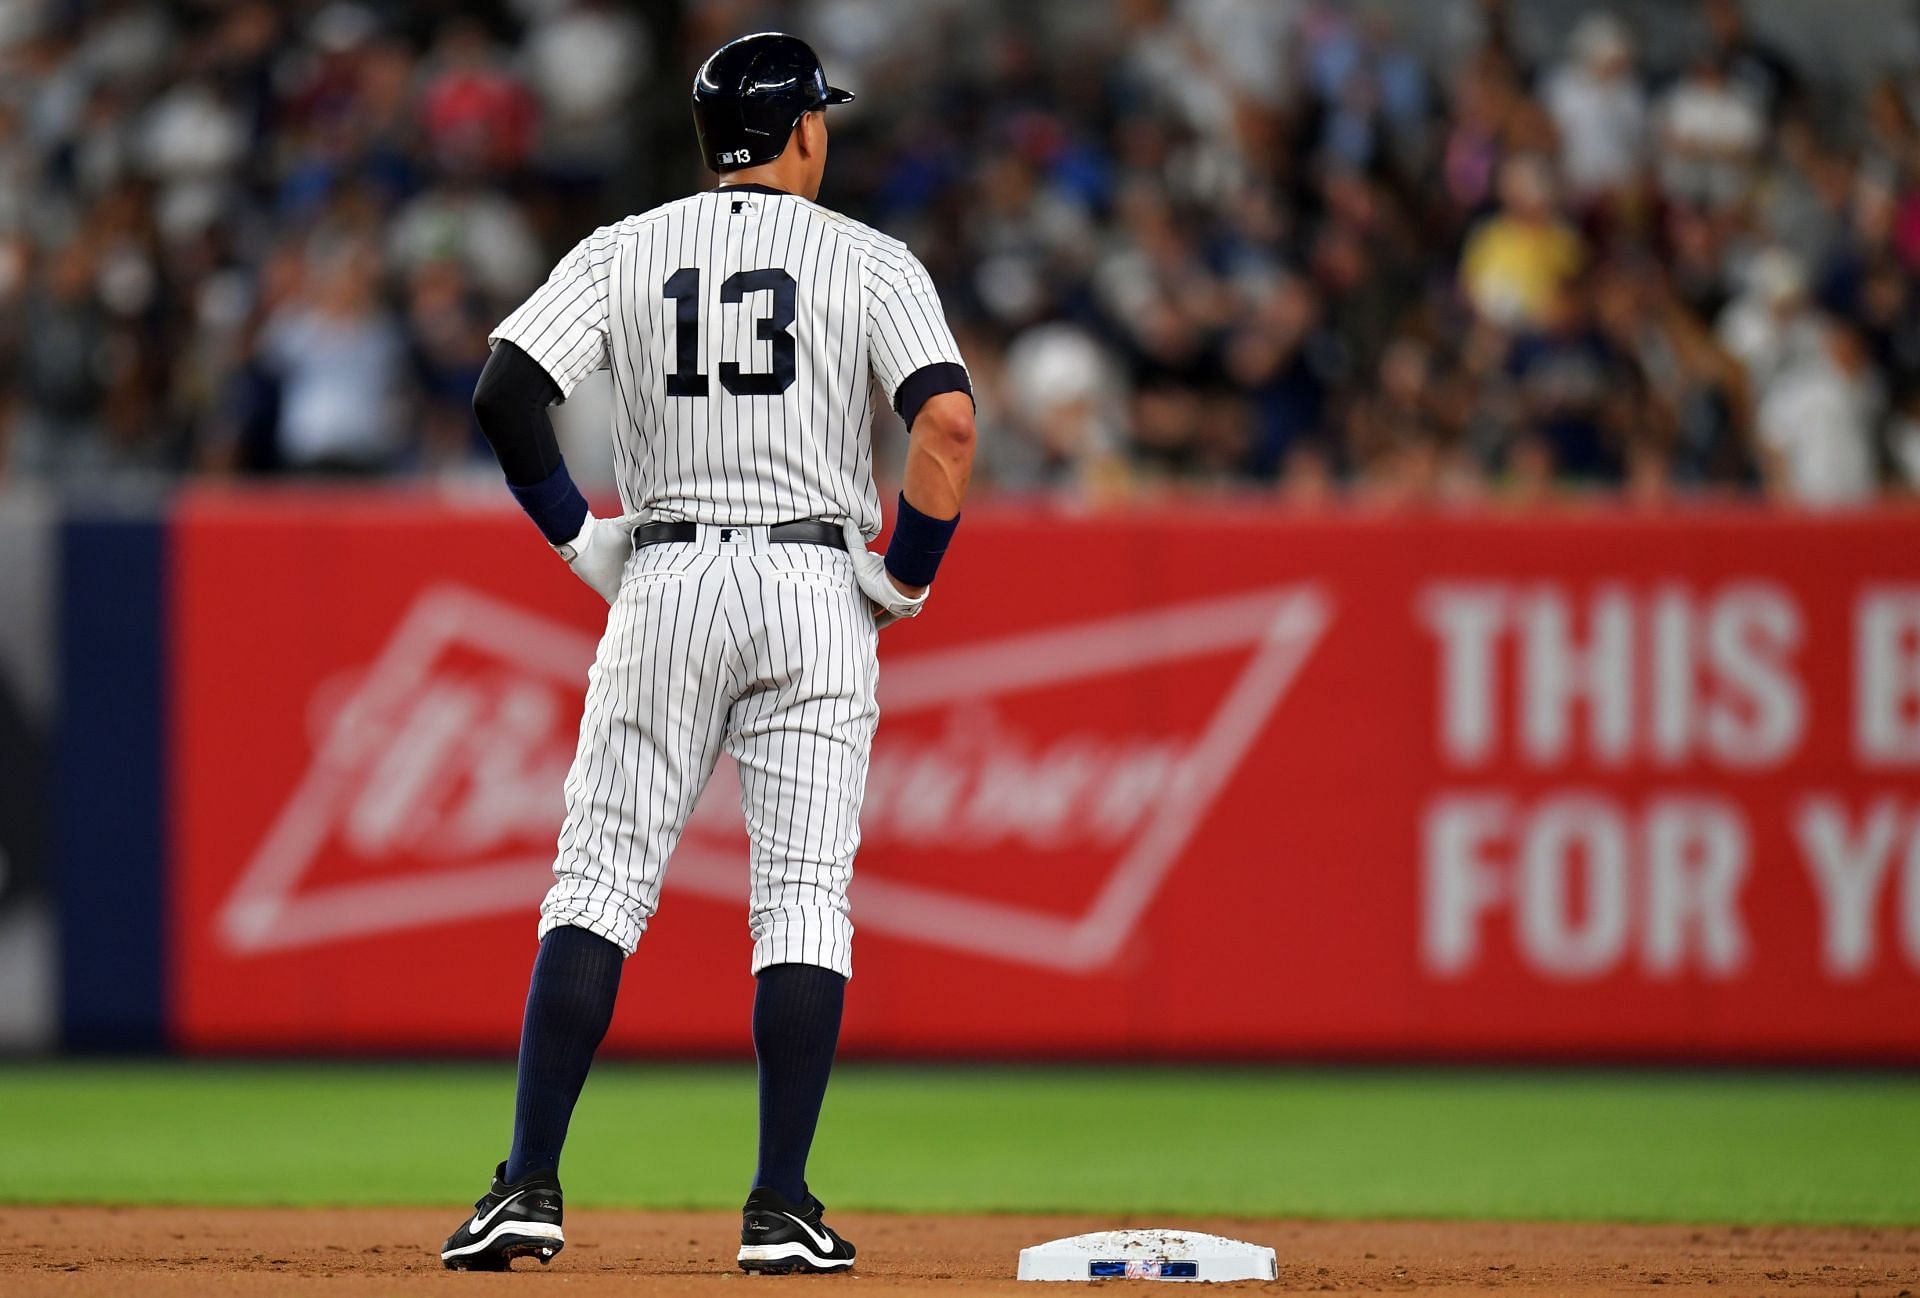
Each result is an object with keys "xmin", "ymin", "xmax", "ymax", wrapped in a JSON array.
[
  {"xmin": 738, "ymin": 1185, "xmax": 856, "ymax": 1273},
  {"xmin": 440, "ymin": 1162, "xmax": 565, "ymax": 1271}
]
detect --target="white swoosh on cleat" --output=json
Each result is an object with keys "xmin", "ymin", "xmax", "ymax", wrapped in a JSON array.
[
  {"xmin": 780, "ymin": 1211, "xmax": 835, "ymax": 1254},
  {"xmin": 469, "ymin": 1190, "xmax": 526, "ymax": 1237}
]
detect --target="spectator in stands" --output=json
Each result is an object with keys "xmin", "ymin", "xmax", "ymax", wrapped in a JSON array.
[
  {"xmin": 1095, "ymin": 180, "xmax": 1230, "ymax": 474},
  {"xmin": 1346, "ymin": 336, "xmax": 1479, "ymax": 506},
  {"xmin": 1757, "ymin": 319, "xmax": 1882, "ymax": 505},
  {"xmin": 1460, "ymin": 154, "xmax": 1584, "ymax": 330},
  {"xmin": 419, "ymin": 17, "xmax": 535, "ymax": 174},
  {"xmin": 1543, "ymin": 13, "xmax": 1647, "ymax": 205},
  {"xmin": 1760, "ymin": 115, "xmax": 1854, "ymax": 270},
  {"xmin": 1437, "ymin": 60, "xmax": 1515, "ymax": 223},
  {"xmin": 998, "ymin": 322, "xmax": 1128, "ymax": 493},
  {"xmin": 404, "ymin": 257, "xmax": 492, "ymax": 470},
  {"xmin": 523, "ymin": 0, "xmax": 647, "ymax": 192},
  {"xmin": 256, "ymin": 240, "xmax": 408, "ymax": 474},
  {"xmin": 1505, "ymin": 277, "xmax": 1636, "ymax": 483},
  {"xmin": 1229, "ymin": 272, "xmax": 1327, "ymax": 482},
  {"xmin": 1717, "ymin": 248, "xmax": 1823, "ymax": 407},
  {"xmin": 1594, "ymin": 259, "xmax": 1754, "ymax": 488},
  {"xmin": 138, "ymin": 76, "xmax": 247, "ymax": 244},
  {"xmin": 1703, "ymin": 0, "xmax": 1801, "ymax": 124},
  {"xmin": 388, "ymin": 162, "xmax": 543, "ymax": 304},
  {"xmin": 9, "ymin": 241, "xmax": 110, "ymax": 477},
  {"xmin": 1656, "ymin": 48, "xmax": 1766, "ymax": 211},
  {"xmin": 1315, "ymin": 169, "xmax": 1419, "ymax": 381}
]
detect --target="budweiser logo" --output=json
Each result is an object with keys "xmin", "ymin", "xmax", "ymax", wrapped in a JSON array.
[
  {"xmin": 330, "ymin": 672, "xmax": 572, "ymax": 863},
  {"xmin": 219, "ymin": 582, "xmax": 1330, "ymax": 972},
  {"xmin": 859, "ymin": 704, "xmax": 1184, "ymax": 851}
]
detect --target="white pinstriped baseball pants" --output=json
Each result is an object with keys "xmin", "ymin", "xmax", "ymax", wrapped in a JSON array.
[{"xmin": 538, "ymin": 526, "xmax": 878, "ymax": 977}]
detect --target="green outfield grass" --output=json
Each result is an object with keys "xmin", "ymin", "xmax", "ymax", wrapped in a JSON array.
[{"xmin": 0, "ymin": 1063, "xmax": 1915, "ymax": 1225}]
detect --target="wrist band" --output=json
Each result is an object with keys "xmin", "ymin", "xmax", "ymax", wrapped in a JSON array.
[
  {"xmin": 883, "ymin": 493, "xmax": 959, "ymax": 589},
  {"xmin": 508, "ymin": 458, "xmax": 590, "ymax": 545}
]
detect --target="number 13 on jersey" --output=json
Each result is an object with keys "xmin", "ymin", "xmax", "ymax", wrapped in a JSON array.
[{"xmin": 663, "ymin": 267, "xmax": 798, "ymax": 398}]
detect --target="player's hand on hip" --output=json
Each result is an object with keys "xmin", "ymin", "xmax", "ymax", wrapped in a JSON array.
[
  {"xmin": 868, "ymin": 573, "xmax": 929, "ymax": 628},
  {"xmin": 552, "ymin": 512, "xmax": 633, "ymax": 605},
  {"xmin": 841, "ymin": 520, "xmax": 929, "ymax": 629}
]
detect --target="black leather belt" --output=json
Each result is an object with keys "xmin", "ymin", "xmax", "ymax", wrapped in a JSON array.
[{"xmin": 633, "ymin": 519, "xmax": 846, "ymax": 550}]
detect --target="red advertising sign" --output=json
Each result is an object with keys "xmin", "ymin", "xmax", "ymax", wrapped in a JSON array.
[{"xmin": 170, "ymin": 490, "xmax": 1920, "ymax": 1058}]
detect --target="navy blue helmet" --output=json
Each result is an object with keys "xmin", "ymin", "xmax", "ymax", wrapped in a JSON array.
[{"xmin": 692, "ymin": 32, "xmax": 854, "ymax": 173}]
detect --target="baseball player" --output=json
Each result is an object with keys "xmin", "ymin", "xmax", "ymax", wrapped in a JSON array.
[{"xmin": 439, "ymin": 32, "xmax": 976, "ymax": 1275}]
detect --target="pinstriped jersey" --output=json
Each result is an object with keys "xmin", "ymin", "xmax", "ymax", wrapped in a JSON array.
[{"xmin": 491, "ymin": 184, "xmax": 968, "ymax": 538}]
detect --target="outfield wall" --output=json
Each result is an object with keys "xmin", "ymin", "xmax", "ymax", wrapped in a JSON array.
[{"xmin": 51, "ymin": 489, "xmax": 1920, "ymax": 1060}]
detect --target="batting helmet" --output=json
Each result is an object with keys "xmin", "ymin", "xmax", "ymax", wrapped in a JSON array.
[{"xmin": 692, "ymin": 32, "xmax": 854, "ymax": 174}]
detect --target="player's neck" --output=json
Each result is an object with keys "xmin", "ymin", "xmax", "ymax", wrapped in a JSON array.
[{"xmin": 715, "ymin": 163, "xmax": 810, "ymax": 200}]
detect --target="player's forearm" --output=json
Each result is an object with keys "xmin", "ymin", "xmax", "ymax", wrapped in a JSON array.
[
  {"xmin": 899, "ymin": 389, "xmax": 976, "ymax": 519},
  {"xmin": 473, "ymin": 340, "xmax": 588, "ymax": 545},
  {"xmin": 886, "ymin": 390, "xmax": 976, "ymax": 592}
]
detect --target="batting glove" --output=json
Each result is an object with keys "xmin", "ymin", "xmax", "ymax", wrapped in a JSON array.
[
  {"xmin": 553, "ymin": 512, "xmax": 633, "ymax": 605},
  {"xmin": 841, "ymin": 520, "xmax": 929, "ymax": 629}
]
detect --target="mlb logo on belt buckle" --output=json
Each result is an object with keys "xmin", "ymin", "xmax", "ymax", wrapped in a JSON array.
[{"xmin": 718, "ymin": 527, "xmax": 744, "ymax": 543}]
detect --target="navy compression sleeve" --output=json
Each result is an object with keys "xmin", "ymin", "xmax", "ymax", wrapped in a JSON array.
[{"xmin": 473, "ymin": 341, "xmax": 588, "ymax": 544}]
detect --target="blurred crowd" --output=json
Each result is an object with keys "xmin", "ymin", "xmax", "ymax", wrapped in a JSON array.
[
  {"xmin": 0, "ymin": 0, "xmax": 651, "ymax": 478},
  {"xmin": 9, "ymin": 0, "xmax": 1920, "ymax": 506}
]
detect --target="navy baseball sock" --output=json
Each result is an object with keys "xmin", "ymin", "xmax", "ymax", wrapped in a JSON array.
[
  {"xmin": 504, "ymin": 925, "xmax": 624, "ymax": 1184},
  {"xmin": 751, "ymin": 963, "xmax": 847, "ymax": 1203}
]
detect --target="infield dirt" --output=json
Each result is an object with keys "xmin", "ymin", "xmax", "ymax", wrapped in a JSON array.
[{"xmin": 3, "ymin": 1207, "xmax": 1918, "ymax": 1298}]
